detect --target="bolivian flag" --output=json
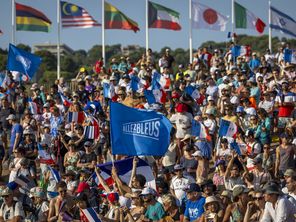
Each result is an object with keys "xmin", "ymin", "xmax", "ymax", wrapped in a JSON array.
[{"xmin": 16, "ymin": 2, "xmax": 51, "ymax": 32}]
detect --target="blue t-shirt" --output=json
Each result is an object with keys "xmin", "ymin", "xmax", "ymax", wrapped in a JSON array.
[
  {"xmin": 184, "ymin": 196, "xmax": 206, "ymax": 221},
  {"xmin": 10, "ymin": 123, "xmax": 23, "ymax": 153}
]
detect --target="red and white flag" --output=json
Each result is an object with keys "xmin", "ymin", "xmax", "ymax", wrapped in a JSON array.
[
  {"xmin": 192, "ymin": 1, "xmax": 228, "ymax": 31},
  {"xmin": 38, "ymin": 144, "xmax": 55, "ymax": 165},
  {"xmin": 61, "ymin": 1, "xmax": 101, "ymax": 28}
]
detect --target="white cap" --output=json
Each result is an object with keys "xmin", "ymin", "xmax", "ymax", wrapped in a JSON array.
[
  {"xmin": 6, "ymin": 114, "xmax": 16, "ymax": 120},
  {"xmin": 192, "ymin": 150, "xmax": 202, "ymax": 157}
]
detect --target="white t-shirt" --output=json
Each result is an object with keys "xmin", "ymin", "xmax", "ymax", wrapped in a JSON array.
[
  {"xmin": 170, "ymin": 175, "xmax": 195, "ymax": 202},
  {"xmin": 0, "ymin": 202, "xmax": 25, "ymax": 221},
  {"xmin": 162, "ymin": 143, "xmax": 177, "ymax": 167},
  {"xmin": 170, "ymin": 112, "xmax": 193, "ymax": 139}
]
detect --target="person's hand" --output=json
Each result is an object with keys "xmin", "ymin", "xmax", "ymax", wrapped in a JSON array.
[
  {"xmin": 111, "ymin": 166, "xmax": 117, "ymax": 175},
  {"xmin": 133, "ymin": 156, "xmax": 139, "ymax": 165},
  {"xmin": 247, "ymin": 201, "xmax": 255, "ymax": 209},
  {"xmin": 95, "ymin": 166, "xmax": 101, "ymax": 174}
]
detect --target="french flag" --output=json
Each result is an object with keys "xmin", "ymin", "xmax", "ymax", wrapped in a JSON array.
[
  {"xmin": 60, "ymin": 93, "xmax": 72, "ymax": 107},
  {"xmin": 38, "ymin": 144, "xmax": 55, "ymax": 165},
  {"xmin": 81, "ymin": 208, "xmax": 101, "ymax": 222},
  {"xmin": 144, "ymin": 89, "xmax": 166, "ymax": 105},
  {"xmin": 67, "ymin": 111, "xmax": 85, "ymax": 124},
  {"xmin": 191, "ymin": 120, "xmax": 210, "ymax": 140},
  {"xmin": 103, "ymin": 82, "xmax": 115, "ymax": 99},
  {"xmin": 28, "ymin": 101, "xmax": 38, "ymax": 115},
  {"xmin": 48, "ymin": 166, "xmax": 61, "ymax": 182},
  {"xmin": 83, "ymin": 114, "xmax": 99, "ymax": 139},
  {"xmin": 152, "ymin": 71, "xmax": 170, "ymax": 90},
  {"xmin": 92, "ymin": 158, "xmax": 156, "ymax": 190},
  {"xmin": 218, "ymin": 119, "xmax": 237, "ymax": 138},
  {"xmin": 185, "ymin": 85, "xmax": 200, "ymax": 100},
  {"xmin": 231, "ymin": 45, "xmax": 251, "ymax": 57}
]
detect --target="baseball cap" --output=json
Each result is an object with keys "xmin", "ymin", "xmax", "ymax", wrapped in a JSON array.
[
  {"xmin": 6, "ymin": 114, "xmax": 16, "ymax": 120},
  {"xmin": 284, "ymin": 169, "xmax": 296, "ymax": 177},
  {"xmin": 185, "ymin": 183, "xmax": 200, "ymax": 193},
  {"xmin": 174, "ymin": 164, "xmax": 184, "ymax": 171},
  {"xmin": 84, "ymin": 141, "xmax": 92, "ymax": 147},
  {"xmin": 0, "ymin": 188, "xmax": 13, "ymax": 197},
  {"xmin": 192, "ymin": 150, "xmax": 202, "ymax": 157},
  {"xmin": 207, "ymin": 96, "xmax": 214, "ymax": 101},
  {"xmin": 236, "ymin": 106, "xmax": 244, "ymax": 113},
  {"xmin": 232, "ymin": 185, "xmax": 249, "ymax": 198},
  {"xmin": 140, "ymin": 187, "xmax": 155, "ymax": 196}
]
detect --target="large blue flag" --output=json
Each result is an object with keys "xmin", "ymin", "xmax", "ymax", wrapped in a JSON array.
[
  {"xmin": 110, "ymin": 102, "xmax": 172, "ymax": 156},
  {"xmin": 7, "ymin": 44, "xmax": 42, "ymax": 79}
]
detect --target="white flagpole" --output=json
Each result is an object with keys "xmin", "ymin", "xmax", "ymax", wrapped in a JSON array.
[
  {"xmin": 231, "ymin": 0, "xmax": 235, "ymax": 36},
  {"xmin": 145, "ymin": 0, "xmax": 149, "ymax": 54},
  {"xmin": 11, "ymin": 0, "xmax": 15, "ymax": 44},
  {"xmin": 57, "ymin": 0, "xmax": 61, "ymax": 80},
  {"xmin": 268, "ymin": 0, "xmax": 272, "ymax": 52},
  {"xmin": 189, "ymin": 0, "xmax": 193, "ymax": 63},
  {"xmin": 102, "ymin": 0, "xmax": 105, "ymax": 66}
]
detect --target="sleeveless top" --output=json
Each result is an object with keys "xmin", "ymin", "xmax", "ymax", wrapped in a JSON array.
[{"xmin": 279, "ymin": 145, "xmax": 294, "ymax": 171}]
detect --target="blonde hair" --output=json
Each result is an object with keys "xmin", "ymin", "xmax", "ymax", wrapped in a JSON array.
[{"xmin": 162, "ymin": 194, "xmax": 177, "ymax": 208}]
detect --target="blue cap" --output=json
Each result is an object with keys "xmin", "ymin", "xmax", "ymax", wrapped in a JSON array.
[
  {"xmin": 236, "ymin": 106, "xmax": 244, "ymax": 113},
  {"xmin": 185, "ymin": 183, "xmax": 200, "ymax": 193},
  {"xmin": 7, "ymin": 181, "xmax": 18, "ymax": 190}
]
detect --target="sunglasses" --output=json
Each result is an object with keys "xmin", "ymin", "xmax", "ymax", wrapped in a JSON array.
[
  {"xmin": 255, "ymin": 197, "xmax": 263, "ymax": 200},
  {"xmin": 59, "ymin": 190, "xmax": 67, "ymax": 193}
]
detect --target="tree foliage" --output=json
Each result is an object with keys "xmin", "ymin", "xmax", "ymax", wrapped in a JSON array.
[{"xmin": 1, "ymin": 34, "xmax": 296, "ymax": 84}]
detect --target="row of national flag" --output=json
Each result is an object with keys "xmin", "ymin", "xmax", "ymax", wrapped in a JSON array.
[{"xmin": 8, "ymin": 1, "xmax": 296, "ymax": 38}]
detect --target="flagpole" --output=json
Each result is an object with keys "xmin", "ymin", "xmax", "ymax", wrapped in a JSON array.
[
  {"xmin": 231, "ymin": 0, "xmax": 235, "ymax": 37},
  {"xmin": 145, "ymin": 0, "xmax": 149, "ymax": 54},
  {"xmin": 268, "ymin": 0, "xmax": 272, "ymax": 52},
  {"xmin": 189, "ymin": 0, "xmax": 193, "ymax": 63},
  {"xmin": 11, "ymin": 0, "xmax": 15, "ymax": 44},
  {"xmin": 102, "ymin": 0, "xmax": 106, "ymax": 66},
  {"xmin": 57, "ymin": 0, "xmax": 61, "ymax": 80}
]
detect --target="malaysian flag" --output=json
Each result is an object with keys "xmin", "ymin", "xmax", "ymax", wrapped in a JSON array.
[{"xmin": 61, "ymin": 1, "xmax": 101, "ymax": 28}]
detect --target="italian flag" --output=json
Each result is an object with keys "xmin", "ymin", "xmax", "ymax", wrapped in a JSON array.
[
  {"xmin": 105, "ymin": 1, "xmax": 139, "ymax": 32},
  {"xmin": 148, "ymin": 1, "xmax": 181, "ymax": 30},
  {"xmin": 235, "ymin": 2, "xmax": 266, "ymax": 33}
]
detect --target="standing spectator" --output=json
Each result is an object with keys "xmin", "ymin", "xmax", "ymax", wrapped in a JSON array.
[
  {"xmin": 184, "ymin": 183, "xmax": 205, "ymax": 222},
  {"xmin": 7, "ymin": 114, "xmax": 23, "ymax": 155}
]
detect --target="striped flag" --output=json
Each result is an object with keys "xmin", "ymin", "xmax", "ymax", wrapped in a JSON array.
[
  {"xmin": 81, "ymin": 208, "xmax": 102, "ymax": 222},
  {"xmin": 60, "ymin": 93, "xmax": 72, "ymax": 107},
  {"xmin": 218, "ymin": 119, "xmax": 238, "ymax": 138},
  {"xmin": 15, "ymin": 2, "xmax": 52, "ymax": 32},
  {"xmin": 105, "ymin": 1, "xmax": 139, "ymax": 32},
  {"xmin": 191, "ymin": 120, "xmax": 209, "ymax": 140},
  {"xmin": 92, "ymin": 158, "xmax": 156, "ymax": 190},
  {"xmin": 83, "ymin": 114, "xmax": 100, "ymax": 139},
  {"xmin": 38, "ymin": 144, "xmax": 55, "ymax": 165},
  {"xmin": 48, "ymin": 166, "xmax": 61, "ymax": 182},
  {"xmin": 185, "ymin": 85, "xmax": 200, "ymax": 100},
  {"xmin": 61, "ymin": 1, "xmax": 101, "ymax": 28},
  {"xmin": 103, "ymin": 82, "xmax": 115, "ymax": 99},
  {"xmin": 15, "ymin": 174, "xmax": 35, "ymax": 190},
  {"xmin": 67, "ymin": 111, "xmax": 85, "ymax": 124},
  {"xmin": 28, "ymin": 101, "xmax": 38, "ymax": 115}
]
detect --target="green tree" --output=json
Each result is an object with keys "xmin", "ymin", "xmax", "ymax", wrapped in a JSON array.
[
  {"xmin": 16, "ymin": 44, "xmax": 31, "ymax": 52},
  {"xmin": 61, "ymin": 56, "xmax": 77, "ymax": 73}
]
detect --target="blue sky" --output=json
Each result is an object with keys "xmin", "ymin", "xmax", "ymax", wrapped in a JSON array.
[{"xmin": 0, "ymin": 0, "xmax": 295, "ymax": 52}]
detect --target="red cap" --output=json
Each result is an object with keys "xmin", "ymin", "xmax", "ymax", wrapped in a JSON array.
[
  {"xmin": 76, "ymin": 182, "xmax": 90, "ymax": 193},
  {"xmin": 107, "ymin": 192, "xmax": 119, "ymax": 203},
  {"xmin": 175, "ymin": 103, "xmax": 188, "ymax": 113}
]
